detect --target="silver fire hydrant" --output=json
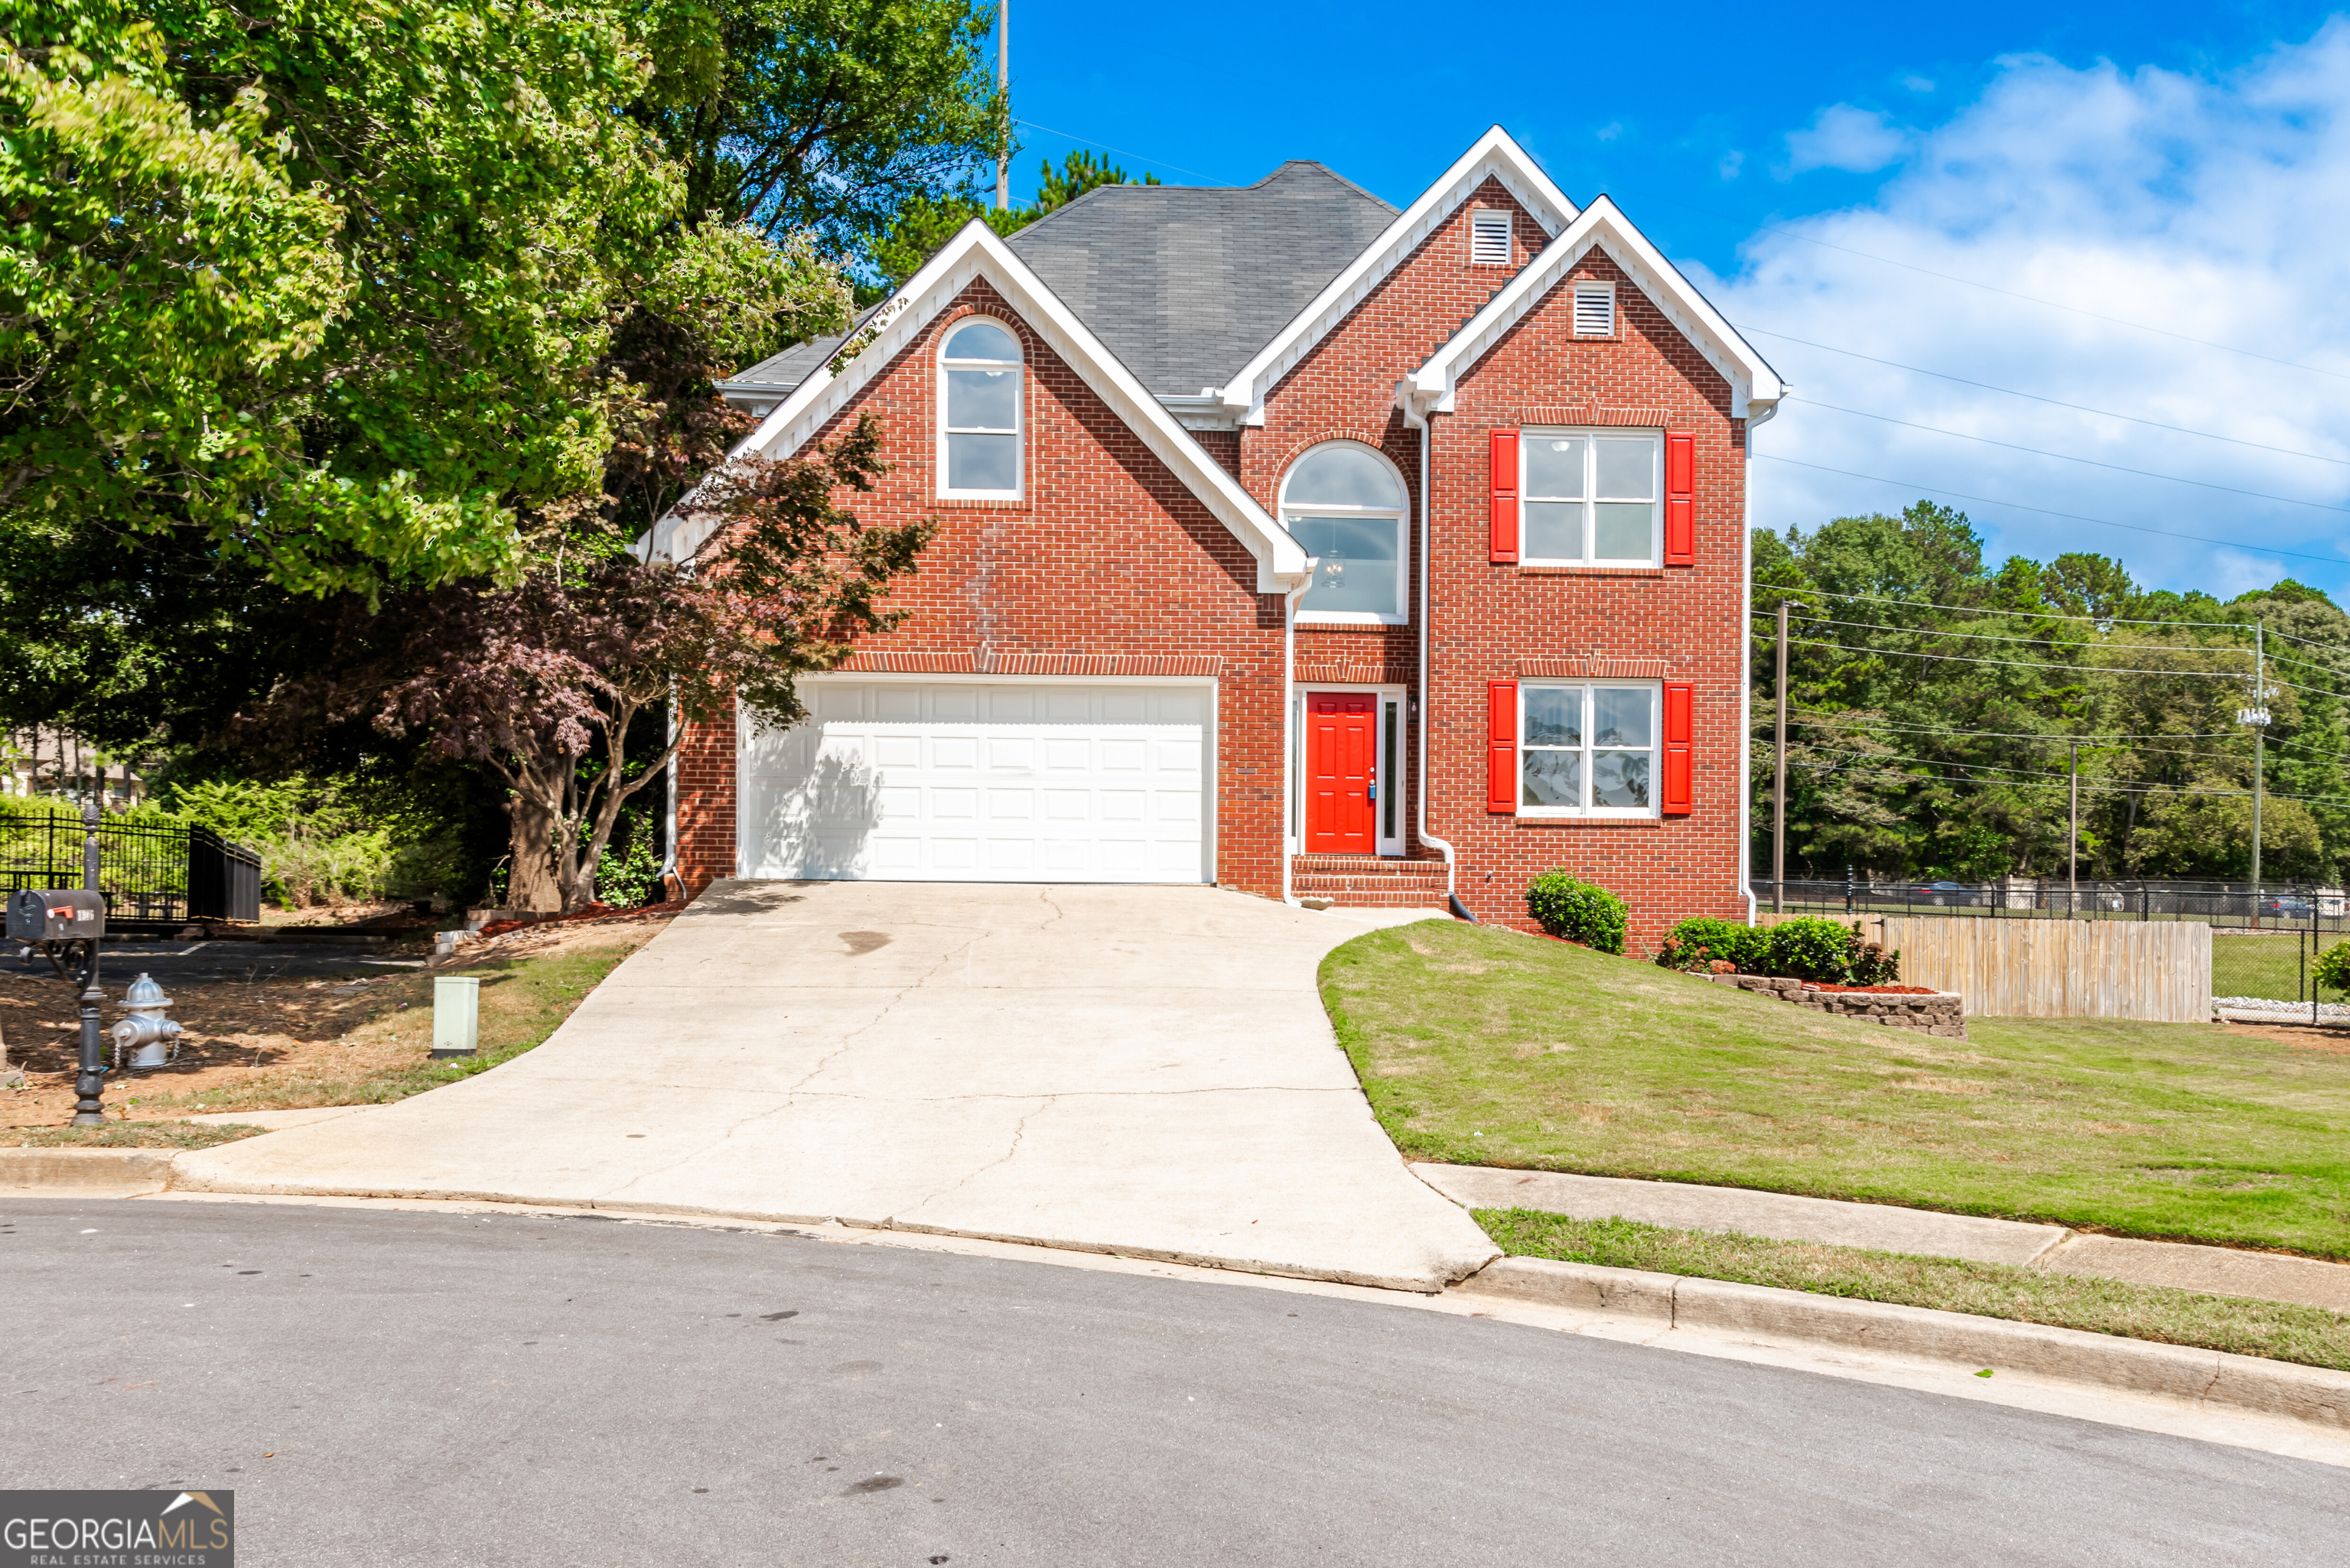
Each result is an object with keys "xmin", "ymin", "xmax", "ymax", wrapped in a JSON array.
[{"xmin": 111, "ymin": 971, "xmax": 184, "ymax": 1070}]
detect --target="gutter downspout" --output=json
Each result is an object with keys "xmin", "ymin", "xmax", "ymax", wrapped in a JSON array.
[
  {"xmin": 1404, "ymin": 395, "xmax": 1458, "ymax": 899},
  {"xmin": 660, "ymin": 692, "xmax": 680, "ymax": 897},
  {"xmin": 1278, "ymin": 564, "xmax": 1316, "ymax": 908},
  {"xmin": 1740, "ymin": 402, "xmax": 1779, "ymax": 926}
]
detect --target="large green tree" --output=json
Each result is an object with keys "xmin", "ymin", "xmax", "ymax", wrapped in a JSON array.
[
  {"xmin": 1754, "ymin": 506, "xmax": 2350, "ymax": 886},
  {"xmin": 630, "ymin": 0, "xmax": 1008, "ymax": 252}
]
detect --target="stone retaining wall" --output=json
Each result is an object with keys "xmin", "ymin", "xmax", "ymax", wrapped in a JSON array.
[{"xmin": 1709, "ymin": 974, "xmax": 1967, "ymax": 1039}]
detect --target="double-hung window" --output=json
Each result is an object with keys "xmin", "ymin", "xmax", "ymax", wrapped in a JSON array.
[
  {"xmin": 1281, "ymin": 441, "xmax": 1410, "ymax": 624},
  {"xmin": 1520, "ymin": 684, "xmax": 1656, "ymax": 817},
  {"xmin": 939, "ymin": 319, "xmax": 1022, "ymax": 497},
  {"xmin": 1522, "ymin": 428, "xmax": 1660, "ymax": 567}
]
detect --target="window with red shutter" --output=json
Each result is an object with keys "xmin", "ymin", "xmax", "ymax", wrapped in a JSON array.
[
  {"xmin": 1489, "ymin": 428, "xmax": 1519, "ymax": 564},
  {"xmin": 1661, "ymin": 682, "xmax": 1693, "ymax": 815},
  {"xmin": 1664, "ymin": 431, "xmax": 1694, "ymax": 566},
  {"xmin": 1488, "ymin": 681, "xmax": 1518, "ymax": 812}
]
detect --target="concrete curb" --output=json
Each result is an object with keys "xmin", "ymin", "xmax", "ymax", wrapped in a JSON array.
[
  {"xmin": 0, "ymin": 1148, "xmax": 181, "ymax": 1188},
  {"xmin": 1460, "ymin": 1256, "xmax": 2350, "ymax": 1430}
]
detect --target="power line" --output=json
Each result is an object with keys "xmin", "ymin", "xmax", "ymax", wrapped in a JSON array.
[
  {"xmin": 1756, "ymin": 585, "xmax": 2247, "ymax": 630},
  {"xmin": 1780, "ymin": 631, "xmax": 2344, "ymax": 698},
  {"xmin": 1756, "ymin": 454, "xmax": 2350, "ymax": 567},
  {"xmin": 1788, "ymin": 398, "xmax": 2350, "ymax": 516},
  {"xmin": 1009, "ymin": 119, "xmax": 1227, "ymax": 184},
  {"xmin": 1788, "ymin": 756, "xmax": 2350, "ymax": 808},
  {"xmin": 1737, "ymin": 326, "xmax": 2350, "ymax": 466},
  {"xmin": 1785, "ymin": 613, "xmax": 2238, "ymax": 652},
  {"xmin": 1789, "ymin": 714, "xmax": 2241, "ymax": 741}
]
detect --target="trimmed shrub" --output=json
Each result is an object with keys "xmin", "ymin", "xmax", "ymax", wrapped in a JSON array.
[
  {"xmin": 2316, "ymin": 941, "xmax": 2350, "ymax": 995},
  {"xmin": 1525, "ymin": 872, "xmax": 1628, "ymax": 955},
  {"xmin": 1766, "ymin": 918, "xmax": 1858, "ymax": 983},
  {"xmin": 1655, "ymin": 916, "xmax": 1767, "ymax": 974},
  {"xmin": 1847, "ymin": 927, "xmax": 1902, "ymax": 986}
]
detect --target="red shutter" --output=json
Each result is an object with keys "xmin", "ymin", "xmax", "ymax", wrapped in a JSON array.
[
  {"xmin": 1489, "ymin": 428, "xmax": 1520, "ymax": 564},
  {"xmin": 1661, "ymin": 682, "xmax": 1693, "ymax": 815},
  {"xmin": 1664, "ymin": 431, "xmax": 1695, "ymax": 566},
  {"xmin": 1487, "ymin": 681, "xmax": 1518, "ymax": 813}
]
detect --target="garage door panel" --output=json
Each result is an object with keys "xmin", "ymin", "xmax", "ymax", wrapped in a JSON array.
[{"xmin": 740, "ymin": 682, "xmax": 1211, "ymax": 883}]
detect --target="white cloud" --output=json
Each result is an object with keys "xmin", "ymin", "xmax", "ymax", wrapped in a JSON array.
[
  {"xmin": 1719, "ymin": 148, "xmax": 1746, "ymax": 181},
  {"xmin": 1901, "ymin": 75, "xmax": 1937, "ymax": 93},
  {"xmin": 1705, "ymin": 24, "xmax": 2350, "ymax": 600},
  {"xmin": 1782, "ymin": 104, "xmax": 1912, "ymax": 174}
]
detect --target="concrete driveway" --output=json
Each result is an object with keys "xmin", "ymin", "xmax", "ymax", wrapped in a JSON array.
[{"xmin": 175, "ymin": 882, "xmax": 1498, "ymax": 1290}]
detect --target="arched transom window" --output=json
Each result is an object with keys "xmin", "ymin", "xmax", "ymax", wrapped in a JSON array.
[
  {"xmin": 1280, "ymin": 442, "xmax": 1409, "ymax": 623},
  {"xmin": 939, "ymin": 318, "xmax": 1022, "ymax": 497}
]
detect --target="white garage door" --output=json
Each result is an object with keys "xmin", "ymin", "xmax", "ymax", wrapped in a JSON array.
[{"xmin": 738, "ymin": 680, "xmax": 1212, "ymax": 883}]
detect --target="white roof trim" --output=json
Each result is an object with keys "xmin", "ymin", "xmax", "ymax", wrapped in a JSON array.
[
  {"xmin": 1403, "ymin": 195, "xmax": 1787, "ymax": 421},
  {"xmin": 649, "ymin": 221, "xmax": 1309, "ymax": 591},
  {"xmin": 1213, "ymin": 126, "xmax": 1580, "ymax": 422}
]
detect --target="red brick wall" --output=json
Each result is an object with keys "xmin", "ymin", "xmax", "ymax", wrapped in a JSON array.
[
  {"xmin": 1245, "ymin": 177, "xmax": 1554, "ymax": 857},
  {"xmin": 1424, "ymin": 245, "xmax": 1749, "ymax": 948},
  {"xmin": 674, "ymin": 277, "xmax": 1290, "ymax": 897}
]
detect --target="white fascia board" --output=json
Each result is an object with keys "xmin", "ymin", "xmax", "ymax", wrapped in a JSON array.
[
  {"xmin": 1405, "ymin": 196, "xmax": 1787, "ymax": 421},
  {"xmin": 1213, "ymin": 126, "xmax": 1580, "ymax": 421},
  {"xmin": 660, "ymin": 222, "xmax": 1308, "ymax": 591}
]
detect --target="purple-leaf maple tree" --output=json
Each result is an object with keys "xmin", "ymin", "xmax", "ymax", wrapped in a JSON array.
[{"xmin": 265, "ymin": 415, "xmax": 932, "ymax": 911}]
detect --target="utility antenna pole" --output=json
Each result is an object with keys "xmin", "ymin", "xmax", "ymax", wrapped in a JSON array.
[
  {"xmin": 1773, "ymin": 598, "xmax": 1789, "ymax": 915},
  {"xmin": 995, "ymin": 1, "xmax": 1010, "ymax": 211},
  {"xmin": 2252, "ymin": 619, "xmax": 2265, "ymax": 915},
  {"xmin": 2068, "ymin": 740, "xmax": 2079, "ymax": 918},
  {"xmin": 2238, "ymin": 621, "xmax": 2270, "ymax": 926}
]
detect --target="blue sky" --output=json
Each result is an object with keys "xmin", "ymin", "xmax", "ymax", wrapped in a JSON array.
[{"xmin": 996, "ymin": 3, "xmax": 2350, "ymax": 603}]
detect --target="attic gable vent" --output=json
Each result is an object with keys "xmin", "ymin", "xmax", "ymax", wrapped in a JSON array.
[
  {"xmin": 1470, "ymin": 210, "xmax": 1512, "ymax": 267},
  {"xmin": 1573, "ymin": 282, "xmax": 1616, "ymax": 337}
]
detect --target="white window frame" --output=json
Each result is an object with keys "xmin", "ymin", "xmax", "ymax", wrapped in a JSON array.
[
  {"xmin": 1291, "ymin": 684, "xmax": 1407, "ymax": 856},
  {"xmin": 937, "ymin": 316, "xmax": 1024, "ymax": 501},
  {"xmin": 1572, "ymin": 280, "xmax": 1616, "ymax": 337},
  {"xmin": 1520, "ymin": 427, "xmax": 1662, "ymax": 568},
  {"xmin": 1469, "ymin": 209, "xmax": 1513, "ymax": 268},
  {"xmin": 1280, "ymin": 441, "xmax": 1411, "ymax": 626},
  {"xmin": 1518, "ymin": 681, "xmax": 1660, "ymax": 820}
]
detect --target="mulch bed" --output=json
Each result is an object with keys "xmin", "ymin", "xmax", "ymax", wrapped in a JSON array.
[
  {"xmin": 1804, "ymin": 982, "xmax": 1938, "ymax": 994},
  {"xmin": 474, "ymin": 900, "xmax": 685, "ymax": 940}
]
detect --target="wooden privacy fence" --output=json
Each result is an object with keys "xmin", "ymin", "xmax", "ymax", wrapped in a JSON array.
[{"xmin": 1758, "ymin": 912, "xmax": 2212, "ymax": 1023}]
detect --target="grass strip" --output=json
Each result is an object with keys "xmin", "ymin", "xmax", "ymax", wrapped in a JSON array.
[
  {"xmin": 1479, "ymin": 1208, "xmax": 2350, "ymax": 1373},
  {"xmin": 128, "ymin": 942, "xmax": 643, "ymax": 1116},
  {"xmin": 8, "ymin": 1121, "xmax": 266, "ymax": 1150}
]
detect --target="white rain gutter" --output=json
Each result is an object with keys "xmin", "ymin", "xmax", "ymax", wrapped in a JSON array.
[
  {"xmin": 1278, "ymin": 565, "xmax": 1316, "ymax": 907},
  {"xmin": 1740, "ymin": 402, "xmax": 1779, "ymax": 926},
  {"xmin": 1406, "ymin": 399, "xmax": 1457, "ymax": 899}
]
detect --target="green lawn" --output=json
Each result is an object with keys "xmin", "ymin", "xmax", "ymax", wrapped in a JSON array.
[
  {"xmin": 2211, "ymin": 932, "xmax": 2344, "ymax": 1004},
  {"xmin": 1320, "ymin": 922, "xmax": 2350, "ymax": 1259},
  {"xmin": 1481, "ymin": 1210, "xmax": 2350, "ymax": 1371}
]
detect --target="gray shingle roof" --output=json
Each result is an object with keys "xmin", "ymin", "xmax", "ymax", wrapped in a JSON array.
[
  {"xmin": 1005, "ymin": 161, "xmax": 1395, "ymax": 395},
  {"xmin": 718, "ymin": 161, "xmax": 1397, "ymax": 404}
]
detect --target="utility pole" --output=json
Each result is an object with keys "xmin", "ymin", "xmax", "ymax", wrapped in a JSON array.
[
  {"xmin": 1773, "ymin": 598, "xmax": 1789, "ymax": 915},
  {"xmin": 995, "ymin": 1, "xmax": 1010, "ymax": 211},
  {"xmin": 2242, "ymin": 620, "xmax": 2269, "ymax": 928},
  {"xmin": 2068, "ymin": 740, "xmax": 2079, "ymax": 918}
]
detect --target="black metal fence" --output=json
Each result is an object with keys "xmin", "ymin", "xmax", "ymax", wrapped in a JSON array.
[
  {"xmin": 0, "ymin": 805, "xmax": 260, "ymax": 926},
  {"xmin": 1752, "ymin": 878, "xmax": 2350, "ymax": 934}
]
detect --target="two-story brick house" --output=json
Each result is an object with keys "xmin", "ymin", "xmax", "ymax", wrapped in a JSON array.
[{"xmin": 650, "ymin": 127, "xmax": 1782, "ymax": 944}]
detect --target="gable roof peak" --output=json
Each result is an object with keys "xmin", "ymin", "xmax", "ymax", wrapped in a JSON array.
[{"xmin": 1213, "ymin": 125, "xmax": 1580, "ymax": 419}]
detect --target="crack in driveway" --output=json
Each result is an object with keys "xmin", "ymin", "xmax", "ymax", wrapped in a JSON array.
[{"xmin": 896, "ymin": 1095, "xmax": 1055, "ymax": 1219}]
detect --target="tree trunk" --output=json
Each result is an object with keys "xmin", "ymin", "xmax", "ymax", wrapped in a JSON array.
[{"xmin": 506, "ymin": 792, "xmax": 562, "ymax": 912}]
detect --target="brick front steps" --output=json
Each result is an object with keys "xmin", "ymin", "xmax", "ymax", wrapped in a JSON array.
[
  {"xmin": 1291, "ymin": 854, "xmax": 1450, "ymax": 909},
  {"xmin": 1708, "ymin": 974, "xmax": 1968, "ymax": 1039}
]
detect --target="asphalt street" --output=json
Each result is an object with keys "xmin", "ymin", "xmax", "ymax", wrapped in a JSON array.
[
  {"xmin": 11, "ymin": 939, "xmax": 421, "ymax": 987},
  {"xmin": 3, "ymin": 1199, "xmax": 2344, "ymax": 1566}
]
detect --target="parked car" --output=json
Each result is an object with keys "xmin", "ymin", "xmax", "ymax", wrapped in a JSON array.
[{"xmin": 2257, "ymin": 895, "xmax": 2312, "ymax": 918}]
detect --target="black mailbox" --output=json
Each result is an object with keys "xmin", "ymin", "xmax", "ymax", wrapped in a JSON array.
[{"xmin": 5, "ymin": 889, "xmax": 106, "ymax": 942}]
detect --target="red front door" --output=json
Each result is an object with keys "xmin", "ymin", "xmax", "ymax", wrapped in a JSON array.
[{"xmin": 1305, "ymin": 691, "xmax": 1378, "ymax": 854}]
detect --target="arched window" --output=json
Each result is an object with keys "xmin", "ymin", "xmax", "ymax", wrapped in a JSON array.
[
  {"xmin": 939, "ymin": 318, "xmax": 1023, "ymax": 497},
  {"xmin": 1279, "ymin": 442, "xmax": 1409, "ymax": 623}
]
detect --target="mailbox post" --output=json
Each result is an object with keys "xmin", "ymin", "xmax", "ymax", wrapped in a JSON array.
[{"xmin": 3, "ymin": 802, "xmax": 111, "ymax": 1124}]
